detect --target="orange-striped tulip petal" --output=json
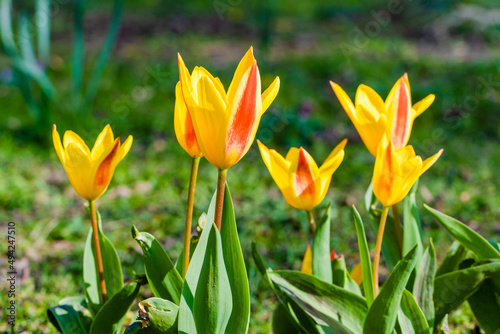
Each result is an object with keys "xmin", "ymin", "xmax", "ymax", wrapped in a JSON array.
[
  {"xmin": 330, "ymin": 74, "xmax": 435, "ymax": 156},
  {"xmin": 178, "ymin": 47, "xmax": 280, "ymax": 170},
  {"xmin": 258, "ymin": 139, "xmax": 347, "ymax": 211},
  {"xmin": 174, "ymin": 82, "xmax": 203, "ymax": 158},
  {"xmin": 52, "ymin": 124, "xmax": 133, "ymax": 201},
  {"xmin": 372, "ymin": 136, "xmax": 442, "ymax": 207}
]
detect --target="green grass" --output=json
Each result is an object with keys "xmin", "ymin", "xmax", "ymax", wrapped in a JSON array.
[{"xmin": 1, "ymin": 0, "xmax": 500, "ymax": 332}]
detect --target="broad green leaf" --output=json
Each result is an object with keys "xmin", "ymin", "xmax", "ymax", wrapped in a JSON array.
[
  {"xmin": 368, "ymin": 207, "xmax": 401, "ymax": 271},
  {"xmin": 272, "ymin": 303, "xmax": 307, "ymax": 334},
  {"xmin": 90, "ymin": 279, "xmax": 145, "ymax": 334},
  {"xmin": 132, "ymin": 226, "xmax": 182, "ymax": 304},
  {"xmin": 468, "ymin": 280, "xmax": 500, "ymax": 334},
  {"xmin": 251, "ymin": 242, "xmax": 321, "ymax": 334},
  {"xmin": 331, "ymin": 255, "xmax": 362, "ymax": 296},
  {"xmin": 219, "ymin": 185, "xmax": 250, "ymax": 333},
  {"xmin": 435, "ymin": 242, "xmax": 466, "ymax": 277},
  {"xmin": 313, "ymin": 203, "xmax": 332, "ymax": 283},
  {"xmin": 47, "ymin": 296, "xmax": 92, "ymax": 334},
  {"xmin": 363, "ymin": 247, "xmax": 418, "ymax": 334},
  {"xmin": 83, "ymin": 211, "xmax": 123, "ymax": 316},
  {"xmin": 124, "ymin": 298, "xmax": 178, "ymax": 334},
  {"xmin": 424, "ymin": 205, "xmax": 500, "ymax": 260},
  {"xmin": 434, "ymin": 260, "xmax": 500, "ymax": 325},
  {"xmin": 269, "ymin": 270, "xmax": 368, "ymax": 334},
  {"xmin": 179, "ymin": 223, "xmax": 232, "ymax": 334},
  {"xmin": 193, "ymin": 224, "xmax": 232, "ymax": 334},
  {"xmin": 403, "ymin": 181, "xmax": 424, "ymax": 267},
  {"xmin": 413, "ymin": 242, "xmax": 436, "ymax": 329},
  {"xmin": 352, "ymin": 206, "xmax": 375, "ymax": 306},
  {"xmin": 397, "ymin": 290, "xmax": 430, "ymax": 334}
]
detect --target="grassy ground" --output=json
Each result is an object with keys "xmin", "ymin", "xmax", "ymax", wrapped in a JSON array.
[{"xmin": 1, "ymin": 0, "xmax": 500, "ymax": 332}]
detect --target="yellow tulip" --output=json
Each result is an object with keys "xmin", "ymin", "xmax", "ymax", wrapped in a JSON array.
[
  {"xmin": 330, "ymin": 74, "xmax": 435, "ymax": 156},
  {"xmin": 174, "ymin": 82, "xmax": 203, "ymax": 158},
  {"xmin": 178, "ymin": 47, "xmax": 280, "ymax": 170},
  {"xmin": 52, "ymin": 124, "xmax": 133, "ymax": 201},
  {"xmin": 258, "ymin": 139, "xmax": 347, "ymax": 211},
  {"xmin": 372, "ymin": 136, "xmax": 442, "ymax": 207}
]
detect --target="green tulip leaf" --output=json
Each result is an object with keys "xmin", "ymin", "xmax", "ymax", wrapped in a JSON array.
[
  {"xmin": 424, "ymin": 205, "xmax": 500, "ymax": 260},
  {"xmin": 363, "ymin": 247, "xmax": 418, "ymax": 334},
  {"xmin": 219, "ymin": 184, "xmax": 250, "ymax": 333},
  {"xmin": 131, "ymin": 226, "xmax": 183, "ymax": 304},
  {"xmin": 313, "ymin": 203, "xmax": 332, "ymax": 283},
  {"xmin": 434, "ymin": 260, "xmax": 500, "ymax": 325},
  {"xmin": 413, "ymin": 241, "xmax": 436, "ymax": 329},
  {"xmin": 47, "ymin": 296, "xmax": 92, "ymax": 334},
  {"xmin": 352, "ymin": 205, "xmax": 375, "ymax": 306},
  {"xmin": 83, "ymin": 210, "xmax": 123, "ymax": 316},
  {"xmin": 331, "ymin": 255, "xmax": 362, "ymax": 297},
  {"xmin": 124, "ymin": 298, "xmax": 179, "ymax": 334},
  {"xmin": 468, "ymin": 279, "xmax": 500, "ymax": 334},
  {"xmin": 435, "ymin": 241, "xmax": 467, "ymax": 277},
  {"xmin": 269, "ymin": 270, "xmax": 368, "ymax": 334},
  {"xmin": 397, "ymin": 290, "xmax": 430, "ymax": 334},
  {"xmin": 89, "ymin": 279, "xmax": 145, "ymax": 334},
  {"xmin": 179, "ymin": 223, "xmax": 232, "ymax": 334}
]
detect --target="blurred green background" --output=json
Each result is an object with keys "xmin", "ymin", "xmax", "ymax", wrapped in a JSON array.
[{"xmin": 1, "ymin": 0, "xmax": 499, "ymax": 332}]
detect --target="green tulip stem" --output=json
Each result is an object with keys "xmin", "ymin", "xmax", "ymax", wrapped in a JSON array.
[
  {"xmin": 392, "ymin": 203, "xmax": 403, "ymax": 257},
  {"xmin": 306, "ymin": 210, "xmax": 316, "ymax": 234},
  {"xmin": 89, "ymin": 200, "xmax": 107, "ymax": 303},
  {"xmin": 182, "ymin": 157, "xmax": 201, "ymax": 279},
  {"xmin": 373, "ymin": 205, "xmax": 390, "ymax": 296},
  {"xmin": 214, "ymin": 169, "xmax": 228, "ymax": 231}
]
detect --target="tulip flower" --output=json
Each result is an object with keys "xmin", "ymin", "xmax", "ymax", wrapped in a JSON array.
[
  {"xmin": 330, "ymin": 74, "xmax": 435, "ymax": 156},
  {"xmin": 52, "ymin": 124, "xmax": 133, "ymax": 201},
  {"xmin": 372, "ymin": 136, "xmax": 443, "ymax": 207},
  {"xmin": 174, "ymin": 82, "xmax": 203, "ymax": 159},
  {"xmin": 53, "ymin": 124, "xmax": 132, "ymax": 303},
  {"xmin": 178, "ymin": 47, "xmax": 280, "ymax": 231},
  {"xmin": 258, "ymin": 139, "xmax": 347, "ymax": 214},
  {"xmin": 177, "ymin": 47, "xmax": 280, "ymax": 170},
  {"xmin": 371, "ymin": 136, "xmax": 442, "ymax": 295}
]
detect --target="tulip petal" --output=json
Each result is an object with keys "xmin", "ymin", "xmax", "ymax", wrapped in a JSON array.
[
  {"xmin": 91, "ymin": 125, "xmax": 115, "ymax": 161},
  {"xmin": 192, "ymin": 66, "xmax": 226, "ymax": 102},
  {"xmin": 114, "ymin": 135, "xmax": 133, "ymax": 166},
  {"xmin": 421, "ymin": 149, "xmax": 443, "ymax": 173},
  {"xmin": 257, "ymin": 140, "xmax": 290, "ymax": 190},
  {"xmin": 227, "ymin": 47, "xmax": 256, "ymax": 101},
  {"xmin": 355, "ymin": 84, "xmax": 385, "ymax": 122},
  {"xmin": 178, "ymin": 53, "xmax": 195, "ymax": 104},
  {"xmin": 291, "ymin": 148, "xmax": 318, "ymax": 198},
  {"xmin": 261, "ymin": 76, "xmax": 280, "ymax": 114},
  {"xmin": 319, "ymin": 139, "xmax": 347, "ymax": 177},
  {"xmin": 91, "ymin": 138, "xmax": 120, "ymax": 199},
  {"xmin": 389, "ymin": 77, "xmax": 412, "ymax": 149},
  {"xmin": 175, "ymin": 82, "xmax": 202, "ymax": 157},
  {"xmin": 224, "ymin": 62, "xmax": 262, "ymax": 169},
  {"xmin": 356, "ymin": 105, "xmax": 388, "ymax": 156},
  {"xmin": 330, "ymin": 81, "xmax": 356, "ymax": 121},
  {"xmin": 189, "ymin": 75, "xmax": 227, "ymax": 168},
  {"xmin": 52, "ymin": 125, "xmax": 65, "ymax": 163},
  {"xmin": 63, "ymin": 130, "xmax": 91, "ymax": 154},
  {"xmin": 64, "ymin": 142, "xmax": 93, "ymax": 200},
  {"xmin": 413, "ymin": 94, "xmax": 435, "ymax": 117}
]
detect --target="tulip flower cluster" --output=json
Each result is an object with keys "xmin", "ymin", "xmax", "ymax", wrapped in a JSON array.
[{"xmin": 49, "ymin": 47, "xmax": 500, "ymax": 334}]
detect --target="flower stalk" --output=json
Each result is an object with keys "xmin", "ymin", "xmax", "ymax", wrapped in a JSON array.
[
  {"xmin": 214, "ymin": 169, "xmax": 228, "ymax": 231},
  {"xmin": 89, "ymin": 200, "xmax": 107, "ymax": 303},
  {"xmin": 182, "ymin": 157, "xmax": 201, "ymax": 279},
  {"xmin": 373, "ymin": 205, "xmax": 390, "ymax": 296},
  {"xmin": 306, "ymin": 210, "xmax": 316, "ymax": 234}
]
